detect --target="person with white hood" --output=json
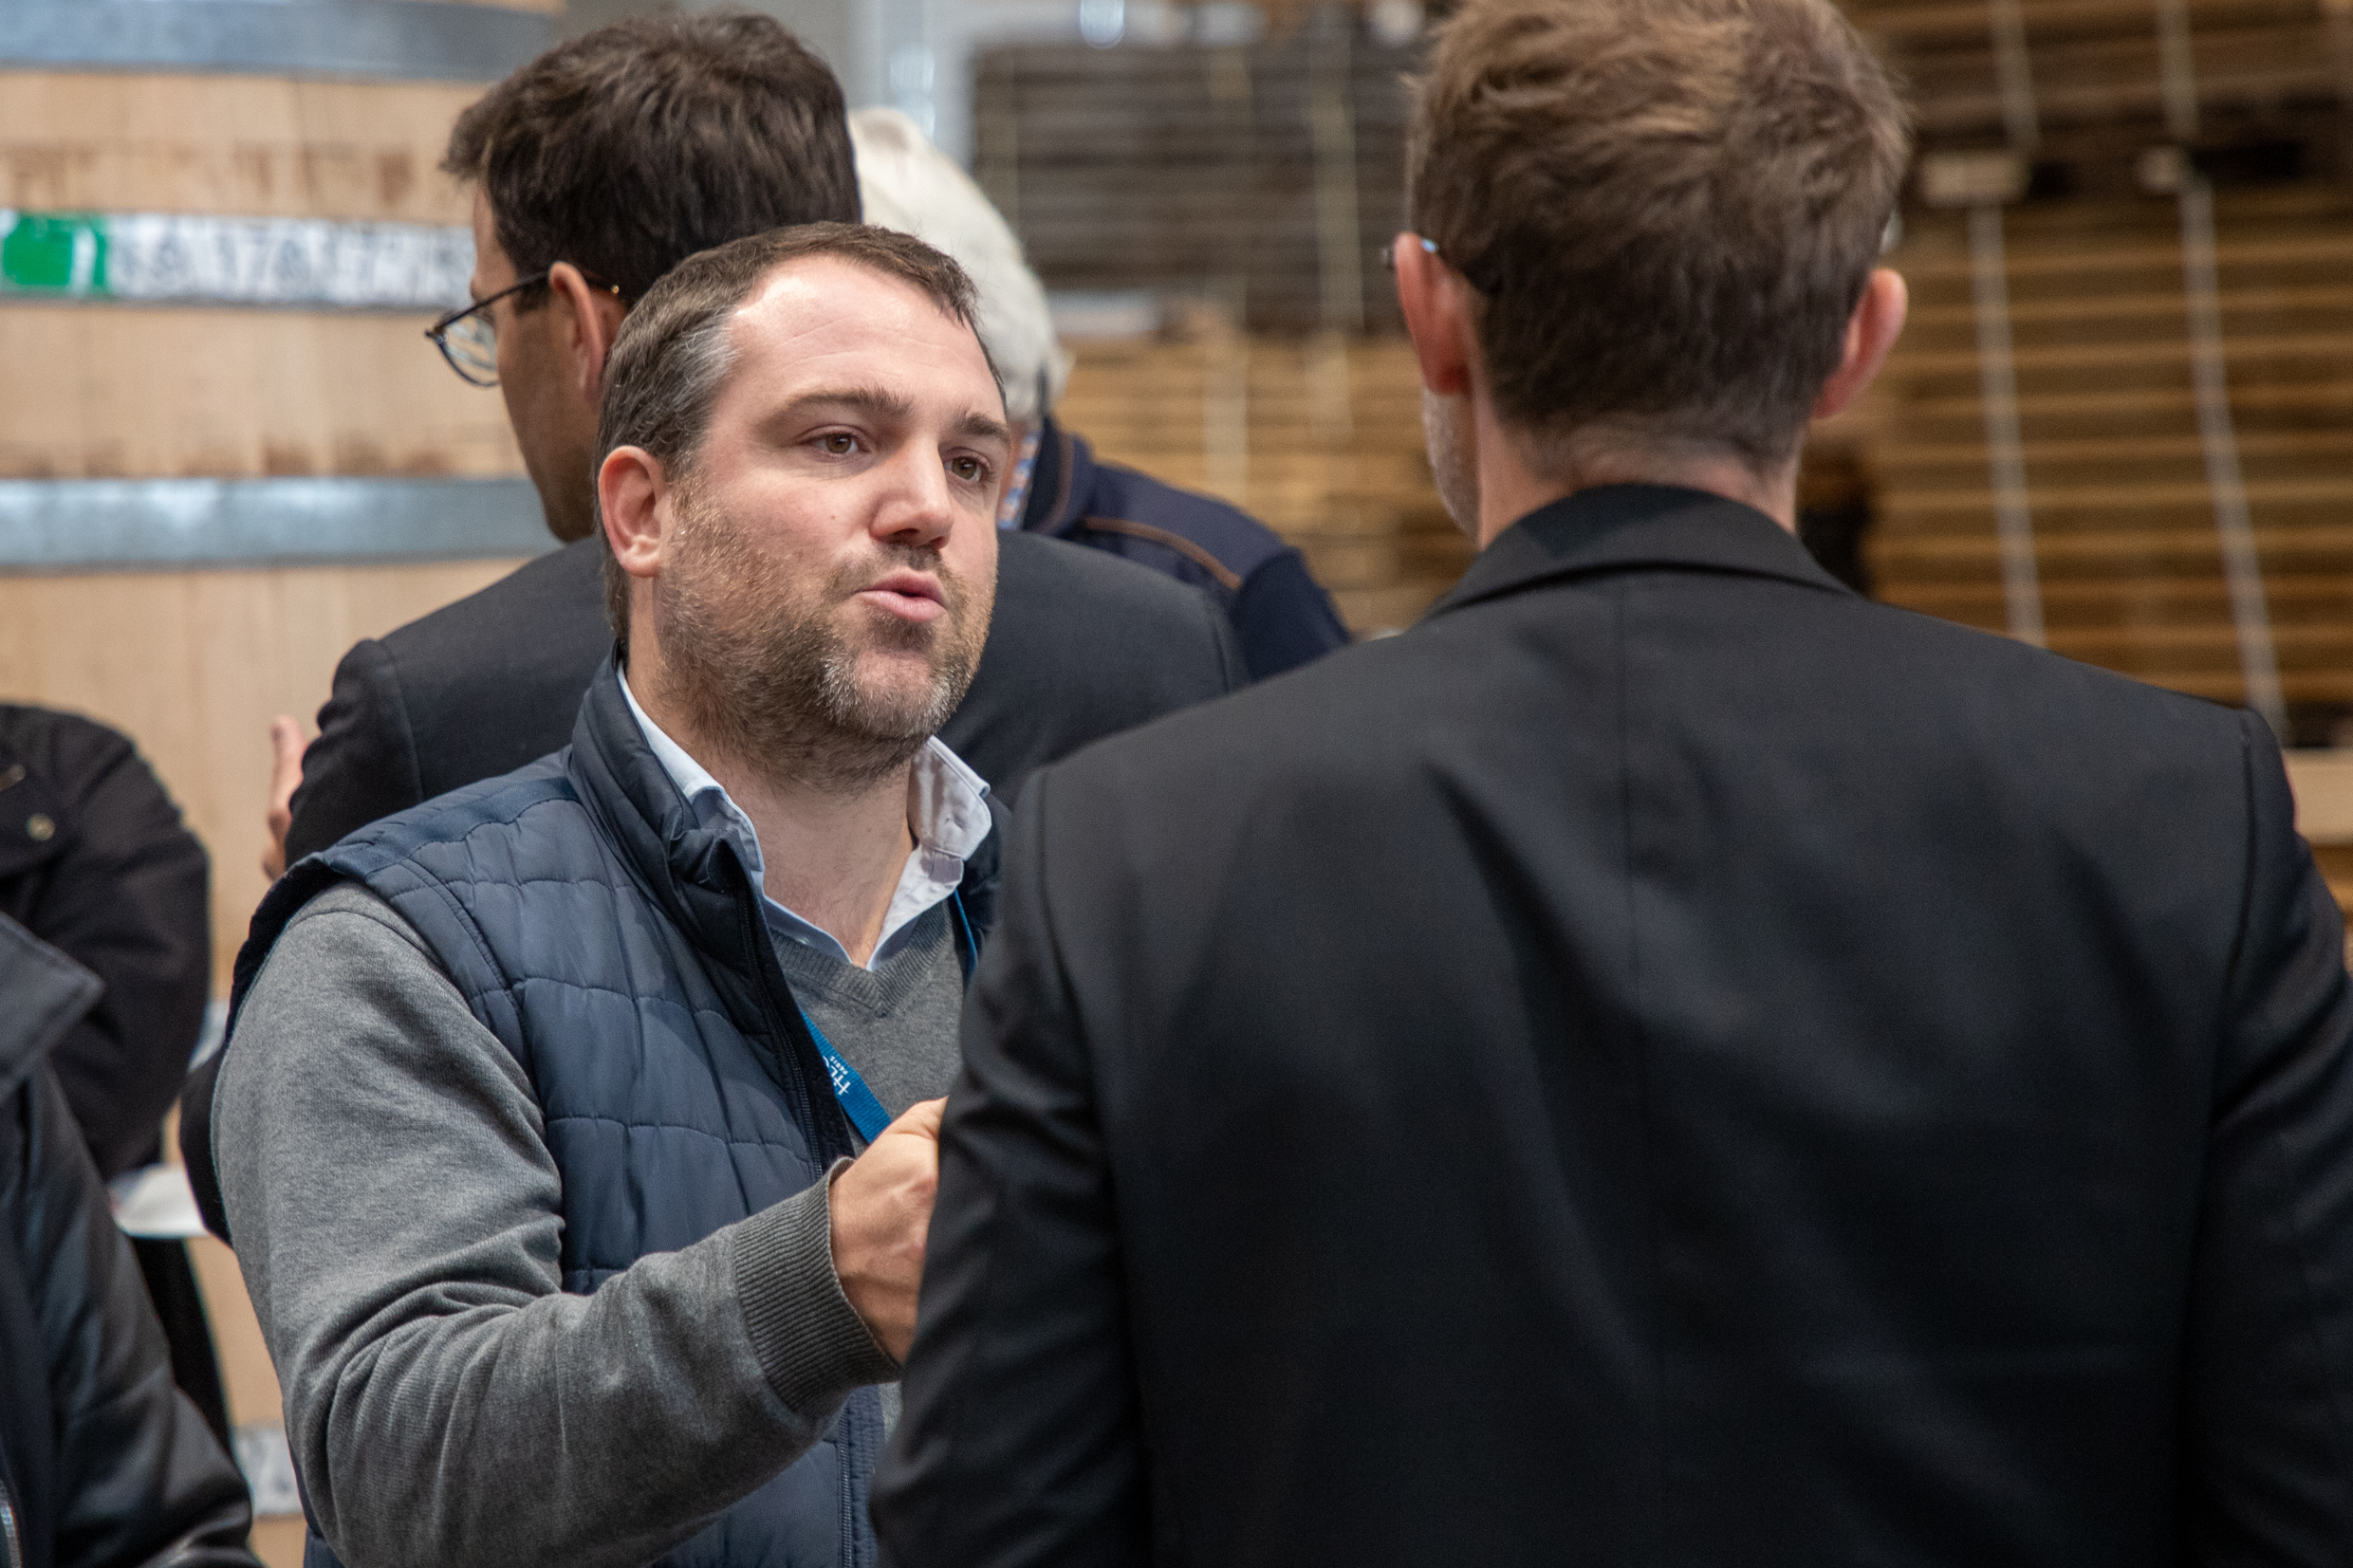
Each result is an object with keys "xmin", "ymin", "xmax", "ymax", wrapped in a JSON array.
[{"xmin": 852, "ymin": 108, "xmax": 1352, "ymax": 681}]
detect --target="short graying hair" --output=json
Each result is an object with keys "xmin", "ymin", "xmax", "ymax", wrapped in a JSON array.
[{"xmin": 594, "ymin": 221, "xmax": 983, "ymax": 638}]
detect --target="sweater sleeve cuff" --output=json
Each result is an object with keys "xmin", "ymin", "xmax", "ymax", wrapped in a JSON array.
[{"xmin": 733, "ymin": 1157, "xmax": 900, "ymax": 1413}]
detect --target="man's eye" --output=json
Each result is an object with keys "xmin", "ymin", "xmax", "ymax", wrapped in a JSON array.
[
  {"xmin": 950, "ymin": 456, "xmax": 989, "ymax": 483},
  {"xmin": 820, "ymin": 433, "xmax": 858, "ymax": 455}
]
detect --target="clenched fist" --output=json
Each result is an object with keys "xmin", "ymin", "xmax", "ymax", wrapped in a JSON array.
[{"xmin": 828, "ymin": 1097, "xmax": 945, "ymax": 1362}]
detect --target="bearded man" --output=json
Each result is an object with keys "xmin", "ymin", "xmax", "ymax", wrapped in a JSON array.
[{"xmin": 206, "ymin": 226, "xmax": 1006, "ymax": 1568}]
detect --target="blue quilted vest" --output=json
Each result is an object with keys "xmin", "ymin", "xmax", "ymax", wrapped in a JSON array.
[{"xmin": 217, "ymin": 663, "xmax": 1001, "ymax": 1568}]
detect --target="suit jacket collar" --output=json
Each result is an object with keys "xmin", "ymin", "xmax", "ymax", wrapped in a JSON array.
[{"xmin": 1427, "ymin": 484, "xmax": 1853, "ymax": 622}]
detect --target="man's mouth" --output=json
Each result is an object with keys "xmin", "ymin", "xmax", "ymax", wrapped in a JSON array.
[{"xmin": 854, "ymin": 568, "xmax": 946, "ymax": 624}]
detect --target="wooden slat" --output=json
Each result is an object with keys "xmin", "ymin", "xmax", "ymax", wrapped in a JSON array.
[
  {"xmin": 2288, "ymin": 750, "xmax": 2353, "ymax": 840},
  {"xmin": 1906, "ymin": 284, "xmax": 2353, "ymax": 329},
  {"xmin": 0, "ymin": 71, "xmax": 484, "ymax": 221},
  {"xmin": 0, "ymin": 308, "xmax": 521, "ymax": 481},
  {"xmin": 1878, "ymin": 430, "xmax": 2353, "ymax": 466},
  {"xmin": 1899, "ymin": 232, "xmax": 2353, "ymax": 284},
  {"xmin": 1886, "ymin": 328, "xmax": 2353, "ymax": 377}
]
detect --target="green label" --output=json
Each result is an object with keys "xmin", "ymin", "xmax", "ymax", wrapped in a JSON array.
[
  {"xmin": 0, "ymin": 209, "xmax": 469, "ymax": 309},
  {"xmin": 0, "ymin": 212, "xmax": 109, "ymax": 295}
]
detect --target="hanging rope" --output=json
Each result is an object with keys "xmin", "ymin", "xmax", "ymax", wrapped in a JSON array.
[
  {"xmin": 2154, "ymin": 0, "xmax": 2287, "ymax": 734},
  {"xmin": 1969, "ymin": 0, "xmax": 2046, "ymax": 644},
  {"xmin": 1306, "ymin": 14, "xmax": 1364, "ymax": 336},
  {"xmin": 1969, "ymin": 204, "xmax": 2047, "ymax": 648},
  {"xmin": 1990, "ymin": 0, "xmax": 2040, "ymax": 152}
]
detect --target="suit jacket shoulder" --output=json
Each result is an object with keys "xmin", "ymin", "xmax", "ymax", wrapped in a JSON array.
[
  {"xmin": 286, "ymin": 539, "xmax": 607, "ymax": 860},
  {"xmin": 886, "ymin": 488, "xmax": 2334, "ymax": 1567},
  {"xmin": 936, "ymin": 530, "xmax": 1244, "ymax": 797}
]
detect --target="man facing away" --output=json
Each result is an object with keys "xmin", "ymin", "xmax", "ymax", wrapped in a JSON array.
[
  {"xmin": 257, "ymin": 13, "xmax": 1240, "ymax": 876},
  {"xmin": 875, "ymin": 0, "xmax": 2353, "ymax": 1562},
  {"xmin": 211, "ymin": 226, "xmax": 1007, "ymax": 1568},
  {"xmin": 850, "ymin": 106, "xmax": 1352, "ymax": 680}
]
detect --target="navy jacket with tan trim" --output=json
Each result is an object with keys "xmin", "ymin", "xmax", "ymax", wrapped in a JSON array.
[{"xmin": 1018, "ymin": 418, "xmax": 1350, "ymax": 680}]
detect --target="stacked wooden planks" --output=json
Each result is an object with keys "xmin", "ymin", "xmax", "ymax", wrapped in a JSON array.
[
  {"xmin": 1869, "ymin": 185, "xmax": 2353, "ymax": 705},
  {"xmin": 1851, "ymin": 0, "xmax": 2353, "ymax": 193},
  {"xmin": 1059, "ymin": 322, "xmax": 1469, "ymax": 632},
  {"xmin": 980, "ymin": 21, "xmax": 1463, "ymax": 629},
  {"xmin": 973, "ymin": 28, "xmax": 1417, "ymax": 335},
  {"xmin": 1847, "ymin": 0, "xmax": 2353, "ymax": 725}
]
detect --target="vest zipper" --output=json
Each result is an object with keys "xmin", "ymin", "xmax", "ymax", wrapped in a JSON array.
[{"xmin": 720, "ymin": 848, "xmax": 855, "ymax": 1161}]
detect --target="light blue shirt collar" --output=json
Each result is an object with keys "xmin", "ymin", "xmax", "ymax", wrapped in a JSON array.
[{"xmin": 618, "ymin": 669, "xmax": 990, "ymax": 969}]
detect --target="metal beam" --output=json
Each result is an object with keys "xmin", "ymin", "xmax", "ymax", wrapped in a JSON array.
[
  {"xmin": 0, "ymin": 477, "xmax": 557, "ymax": 571},
  {"xmin": 0, "ymin": 2, "xmax": 550, "ymax": 83}
]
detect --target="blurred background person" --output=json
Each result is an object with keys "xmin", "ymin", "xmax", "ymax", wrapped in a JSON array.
[
  {"xmin": 855, "ymin": 106, "xmax": 1351, "ymax": 681},
  {"xmin": 258, "ymin": 12, "xmax": 1242, "ymax": 885},
  {"xmin": 1, "ymin": 911, "xmax": 260, "ymax": 1568},
  {"xmin": 0, "ymin": 705, "xmax": 225, "ymax": 1452}
]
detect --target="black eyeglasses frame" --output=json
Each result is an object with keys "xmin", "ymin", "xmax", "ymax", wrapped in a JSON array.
[{"xmin": 425, "ymin": 267, "xmax": 626, "ymax": 387}]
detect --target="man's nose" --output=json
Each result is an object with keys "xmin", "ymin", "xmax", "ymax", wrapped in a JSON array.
[{"xmin": 871, "ymin": 445, "xmax": 956, "ymax": 551}]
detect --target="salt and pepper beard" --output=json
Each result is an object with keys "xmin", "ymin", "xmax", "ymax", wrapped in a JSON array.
[
  {"xmin": 1422, "ymin": 385, "xmax": 1482, "ymax": 538},
  {"xmin": 651, "ymin": 481, "xmax": 990, "ymax": 794}
]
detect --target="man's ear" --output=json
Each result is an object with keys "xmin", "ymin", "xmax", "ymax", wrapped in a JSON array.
[
  {"xmin": 1813, "ymin": 268, "xmax": 1908, "ymax": 422},
  {"xmin": 1393, "ymin": 231, "xmax": 1475, "ymax": 399},
  {"xmin": 549, "ymin": 261, "xmax": 630, "ymax": 400},
  {"xmin": 599, "ymin": 447, "xmax": 670, "ymax": 586}
]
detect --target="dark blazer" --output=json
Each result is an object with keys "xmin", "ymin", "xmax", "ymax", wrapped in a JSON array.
[
  {"xmin": 876, "ymin": 484, "xmax": 2353, "ymax": 1567},
  {"xmin": 0, "ymin": 708, "xmax": 210, "ymax": 1179},
  {"xmin": 284, "ymin": 529, "xmax": 1242, "ymax": 862},
  {"xmin": 1019, "ymin": 418, "xmax": 1351, "ymax": 681}
]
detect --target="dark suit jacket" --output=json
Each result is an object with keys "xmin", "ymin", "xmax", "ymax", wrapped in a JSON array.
[
  {"xmin": 284, "ymin": 530, "xmax": 1243, "ymax": 861},
  {"xmin": 875, "ymin": 485, "xmax": 2353, "ymax": 1567}
]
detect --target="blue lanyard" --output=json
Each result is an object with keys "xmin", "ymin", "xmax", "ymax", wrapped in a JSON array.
[{"xmin": 801, "ymin": 892, "xmax": 976, "ymax": 1143}]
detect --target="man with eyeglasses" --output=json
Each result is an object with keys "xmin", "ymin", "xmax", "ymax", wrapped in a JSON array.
[{"xmin": 254, "ymin": 12, "xmax": 1242, "ymax": 878}]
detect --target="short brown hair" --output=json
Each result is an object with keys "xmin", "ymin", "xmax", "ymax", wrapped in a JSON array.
[
  {"xmin": 1408, "ymin": 0, "xmax": 1909, "ymax": 467},
  {"xmin": 443, "ymin": 11, "xmax": 858, "ymax": 304},
  {"xmin": 595, "ymin": 223, "xmax": 986, "ymax": 637}
]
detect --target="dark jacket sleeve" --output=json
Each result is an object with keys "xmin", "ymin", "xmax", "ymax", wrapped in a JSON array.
[
  {"xmin": 2177, "ymin": 710, "xmax": 2353, "ymax": 1559},
  {"xmin": 872, "ymin": 768, "xmax": 1148, "ymax": 1568},
  {"xmin": 0, "ymin": 918, "xmax": 259, "ymax": 1568},
  {"xmin": 4, "ymin": 715, "xmax": 210, "ymax": 1180},
  {"xmin": 285, "ymin": 637, "xmax": 424, "ymax": 865}
]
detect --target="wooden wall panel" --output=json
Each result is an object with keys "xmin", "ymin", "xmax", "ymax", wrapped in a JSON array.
[
  {"xmin": 0, "ymin": 561, "xmax": 528, "ymax": 992},
  {"xmin": 0, "ymin": 71, "xmax": 489, "ymax": 222},
  {"xmin": 0, "ymin": 308, "xmax": 523, "ymax": 479}
]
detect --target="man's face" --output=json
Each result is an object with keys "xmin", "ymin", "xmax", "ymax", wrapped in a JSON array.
[
  {"xmin": 651, "ymin": 255, "xmax": 1006, "ymax": 786},
  {"xmin": 470, "ymin": 190, "xmax": 600, "ymax": 542}
]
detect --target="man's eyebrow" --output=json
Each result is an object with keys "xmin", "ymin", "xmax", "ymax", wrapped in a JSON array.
[
  {"xmin": 774, "ymin": 386, "xmax": 917, "ymax": 423},
  {"xmin": 769, "ymin": 387, "xmax": 1010, "ymax": 448},
  {"xmin": 954, "ymin": 412, "xmax": 1014, "ymax": 447}
]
